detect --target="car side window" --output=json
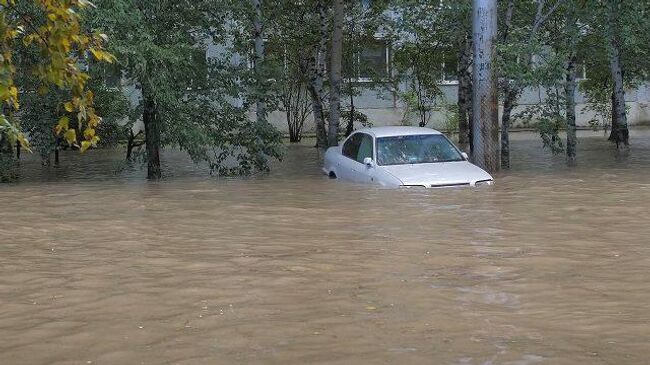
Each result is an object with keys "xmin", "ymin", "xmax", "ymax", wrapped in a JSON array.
[
  {"xmin": 342, "ymin": 134, "xmax": 362, "ymax": 160},
  {"xmin": 356, "ymin": 134, "xmax": 374, "ymax": 163}
]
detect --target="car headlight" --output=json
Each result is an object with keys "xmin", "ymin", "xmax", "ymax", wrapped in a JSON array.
[{"xmin": 474, "ymin": 179, "xmax": 494, "ymax": 187}]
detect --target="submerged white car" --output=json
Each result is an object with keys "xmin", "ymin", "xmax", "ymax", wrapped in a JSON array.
[{"xmin": 323, "ymin": 126, "xmax": 493, "ymax": 188}]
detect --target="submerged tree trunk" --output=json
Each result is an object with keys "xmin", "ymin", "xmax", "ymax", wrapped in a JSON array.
[
  {"xmin": 500, "ymin": 87, "xmax": 517, "ymax": 169},
  {"xmin": 308, "ymin": 0, "xmax": 329, "ymax": 148},
  {"xmin": 126, "ymin": 130, "xmax": 143, "ymax": 160},
  {"xmin": 328, "ymin": 0, "xmax": 344, "ymax": 147},
  {"xmin": 457, "ymin": 32, "xmax": 472, "ymax": 151},
  {"xmin": 565, "ymin": 56, "xmax": 578, "ymax": 163},
  {"xmin": 499, "ymin": 0, "xmax": 515, "ymax": 169},
  {"xmin": 606, "ymin": 1, "xmax": 629, "ymax": 147},
  {"xmin": 471, "ymin": 0, "xmax": 500, "ymax": 173},
  {"xmin": 41, "ymin": 153, "xmax": 50, "ymax": 166},
  {"xmin": 307, "ymin": 81, "xmax": 327, "ymax": 147},
  {"xmin": 500, "ymin": 0, "xmax": 561, "ymax": 167},
  {"xmin": 252, "ymin": 0, "xmax": 267, "ymax": 126},
  {"xmin": 565, "ymin": 6, "xmax": 578, "ymax": 163},
  {"xmin": 127, "ymin": 130, "xmax": 136, "ymax": 160},
  {"xmin": 608, "ymin": 91, "xmax": 618, "ymax": 141},
  {"xmin": 52, "ymin": 137, "xmax": 61, "ymax": 166},
  {"xmin": 143, "ymin": 87, "xmax": 162, "ymax": 180}
]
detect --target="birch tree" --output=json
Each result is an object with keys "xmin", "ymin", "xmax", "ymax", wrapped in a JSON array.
[
  {"xmin": 252, "ymin": 0, "xmax": 267, "ymax": 126},
  {"xmin": 499, "ymin": 0, "xmax": 566, "ymax": 168},
  {"xmin": 564, "ymin": 2, "xmax": 579, "ymax": 162},
  {"xmin": 327, "ymin": 0, "xmax": 344, "ymax": 147},
  {"xmin": 605, "ymin": 0, "xmax": 628, "ymax": 147},
  {"xmin": 308, "ymin": 0, "xmax": 329, "ymax": 148}
]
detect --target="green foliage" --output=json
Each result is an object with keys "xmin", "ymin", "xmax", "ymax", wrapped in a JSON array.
[
  {"xmin": 342, "ymin": 109, "xmax": 371, "ymax": 128},
  {"xmin": 88, "ymin": 0, "xmax": 283, "ymax": 176},
  {"xmin": 384, "ymin": 1, "xmax": 469, "ymax": 127},
  {"xmin": 580, "ymin": 83, "xmax": 612, "ymax": 131},
  {"xmin": 0, "ymin": 146, "xmax": 19, "ymax": 182},
  {"xmin": 20, "ymin": 90, "xmax": 63, "ymax": 160},
  {"xmin": 89, "ymin": 82, "xmax": 131, "ymax": 147},
  {"xmin": 441, "ymin": 101, "xmax": 459, "ymax": 133},
  {"xmin": 516, "ymin": 88, "xmax": 566, "ymax": 154}
]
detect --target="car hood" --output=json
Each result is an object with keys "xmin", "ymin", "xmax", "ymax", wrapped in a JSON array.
[{"xmin": 382, "ymin": 161, "xmax": 493, "ymax": 187}]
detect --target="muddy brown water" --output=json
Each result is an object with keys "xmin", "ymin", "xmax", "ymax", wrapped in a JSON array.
[{"xmin": 1, "ymin": 131, "xmax": 650, "ymax": 364}]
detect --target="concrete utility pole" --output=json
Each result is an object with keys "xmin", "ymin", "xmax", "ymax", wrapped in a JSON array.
[{"xmin": 471, "ymin": 0, "xmax": 500, "ymax": 173}]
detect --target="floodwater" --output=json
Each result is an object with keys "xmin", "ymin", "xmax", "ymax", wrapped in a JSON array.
[{"xmin": 1, "ymin": 131, "xmax": 650, "ymax": 365}]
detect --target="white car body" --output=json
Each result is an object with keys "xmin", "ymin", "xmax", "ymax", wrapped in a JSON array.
[{"xmin": 322, "ymin": 126, "xmax": 494, "ymax": 188}]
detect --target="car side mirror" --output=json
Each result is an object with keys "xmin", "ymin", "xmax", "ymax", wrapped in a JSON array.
[
  {"xmin": 363, "ymin": 157, "xmax": 374, "ymax": 167},
  {"xmin": 461, "ymin": 152, "xmax": 469, "ymax": 161}
]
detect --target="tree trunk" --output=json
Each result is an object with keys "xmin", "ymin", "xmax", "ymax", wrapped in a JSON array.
[
  {"xmin": 127, "ymin": 130, "xmax": 135, "ymax": 160},
  {"xmin": 328, "ymin": 0, "xmax": 344, "ymax": 147},
  {"xmin": 346, "ymin": 92, "xmax": 355, "ymax": 137},
  {"xmin": 126, "ymin": 130, "xmax": 141, "ymax": 160},
  {"xmin": 608, "ymin": 90, "xmax": 618, "ymax": 140},
  {"xmin": 287, "ymin": 105, "xmax": 296, "ymax": 142},
  {"xmin": 565, "ymin": 56, "xmax": 578, "ymax": 163},
  {"xmin": 143, "ymin": 87, "xmax": 162, "ymax": 180},
  {"xmin": 565, "ymin": 6, "xmax": 578, "ymax": 163},
  {"xmin": 500, "ymin": 87, "xmax": 517, "ymax": 169},
  {"xmin": 308, "ymin": 0, "xmax": 329, "ymax": 148},
  {"xmin": 457, "ymin": 32, "xmax": 472, "ymax": 151},
  {"xmin": 53, "ymin": 137, "xmax": 61, "ymax": 166},
  {"xmin": 252, "ymin": 0, "xmax": 267, "ymax": 126},
  {"xmin": 15, "ymin": 140, "xmax": 20, "ymax": 160},
  {"xmin": 41, "ymin": 152, "xmax": 50, "ymax": 166},
  {"xmin": 471, "ymin": 0, "xmax": 500, "ymax": 173},
  {"xmin": 606, "ymin": 1, "xmax": 629, "ymax": 147},
  {"xmin": 499, "ymin": 0, "xmax": 561, "ymax": 166},
  {"xmin": 499, "ymin": 0, "xmax": 515, "ymax": 169},
  {"xmin": 308, "ymin": 84, "xmax": 327, "ymax": 147}
]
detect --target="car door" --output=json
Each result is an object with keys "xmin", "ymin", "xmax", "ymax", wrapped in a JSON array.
[
  {"xmin": 339, "ymin": 133, "xmax": 362, "ymax": 181},
  {"xmin": 354, "ymin": 133, "xmax": 376, "ymax": 184}
]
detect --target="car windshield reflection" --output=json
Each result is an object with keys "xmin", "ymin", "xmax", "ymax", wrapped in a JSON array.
[{"xmin": 376, "ymin": 134, "xmax": 463, "ymax": 166}]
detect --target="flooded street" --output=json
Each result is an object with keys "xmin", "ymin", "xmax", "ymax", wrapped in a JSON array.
[{"xmin": 1, "ymin": 131, "xmax": 650, "ymax": 364}]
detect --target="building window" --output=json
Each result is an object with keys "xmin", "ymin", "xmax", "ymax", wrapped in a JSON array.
[
  {"xmin": 439, "ymin": 52, "xmax": 458, "ymax": 85},
  {"xmin": 344, "ymin": 38, "xmax": 390, "ymax": 82},
  {"xmin": 575, "ymin": 60, "xmax": 587, "ymax": 81}
]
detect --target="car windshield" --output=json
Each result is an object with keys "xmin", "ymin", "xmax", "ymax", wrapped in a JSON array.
[{"xmin": 376, "ymin": 134, "xmax": 464, "ymax": 166}]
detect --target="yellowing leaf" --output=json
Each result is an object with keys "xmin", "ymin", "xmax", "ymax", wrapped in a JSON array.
[
  {"xmin": 64, "ymin": 102, "xmax": 74, "ymax": 112},
  {"xmin": 80, "ymin": 140, "xmax": 92, "ymax": 152},
  {"xmin": 64, "ymin": 128, "xmax": 77, "ymax": 144},
  {"xmin": 83, "ymin": 128, "xmax": 95, "ymax": 139},
  {"xmin": 55, "ymin": 116, "xmax": 70, "ymax": 135},
  {"xmin": 90, "ymin": 48, "xmax": 116, "ymax": 63}
]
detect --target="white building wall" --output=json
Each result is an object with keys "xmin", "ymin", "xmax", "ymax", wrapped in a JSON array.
[{"xmin": 266, "ymin": 82, "xmax": 650, "ymax": 134}]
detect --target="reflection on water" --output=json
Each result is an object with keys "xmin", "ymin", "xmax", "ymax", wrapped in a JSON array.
[{"xmin": 1, "ymin": 131, "xmax": 650, "ymax": 364}]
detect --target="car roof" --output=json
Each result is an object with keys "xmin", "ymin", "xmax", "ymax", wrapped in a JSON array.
[{"xmin": 354, "ymin": 126, "xmax": 443, "ymax": 138}]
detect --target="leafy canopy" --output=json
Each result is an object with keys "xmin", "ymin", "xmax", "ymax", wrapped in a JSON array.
[{"xmin": 0, "ymin": 0, "xmax": 114, "ymax": 152}]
